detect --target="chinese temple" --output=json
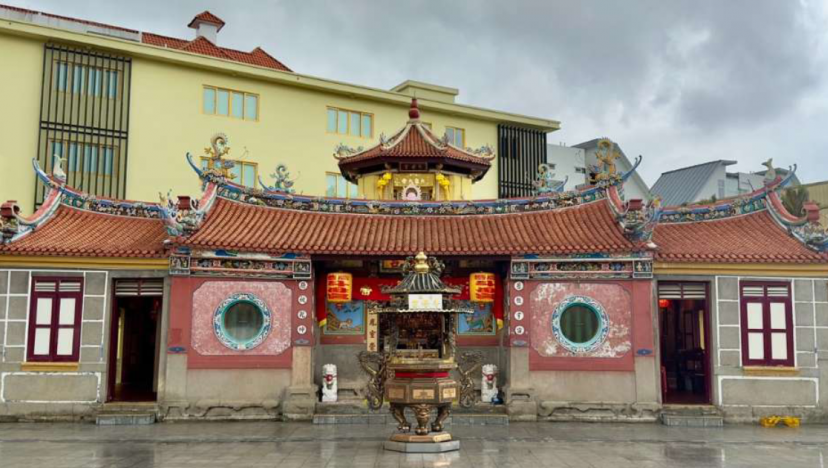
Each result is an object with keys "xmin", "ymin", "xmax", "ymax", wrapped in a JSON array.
[{"xmin": 0, "ymin": 99, "xmax": 826, "ymax": 425}]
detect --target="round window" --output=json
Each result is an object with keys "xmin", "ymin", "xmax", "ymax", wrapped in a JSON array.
[
  {"xmin": 213, "ymin": 293, "xmax": 272, "ymax": 350},
  {"xmin": 559, "ymin": 305, "xmax": 599, "ymax": 344},
  {"xmin": 551, "ymin": 295, "xmax": 609, "ymax": 353}
]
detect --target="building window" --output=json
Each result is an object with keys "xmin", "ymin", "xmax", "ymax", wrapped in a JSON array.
[
  {"xmin": 551, "ymin": 295, "xmax": 609, "ymax": 353},
  {"xmin": 326, "ymin": 172, "xmax": 359, "ymax": 198},
  {"xmin": 327, "ymin": 107, "xmax": 373, "ymax": 138},
  {"xmin": 740, "ymin": 282, "xmax": 794, "ymax": 367},
  {"xmin": 203, "ymin": 86, "xmax": 258, "ymax": 121},
  {"xmin": 50, "ymin": 140, "xmax": 117, "ymax": 176},
  {"xmin": 55, "ymin": 62, "xmax": 119, "ymax": 98},
  {"xmin": 560, "ymin": 305, "xmax": 599, "ymax": 344},
  {"xmin": 575, "ymin": 167, "xmax": 587, "ymax": 174},
  {"xmin": 201, "ymin": 157, "xmax": 257, "ymax": 188},
  {"xmin": 446, "ymin": 126, "xmax": 465, "ymax": 147},
  {"xmin": 718, "ymin": 179, "xmax": 725, "ymax": 199},
  {"xmin": 214, "ymin": 293, "xmax": 271, "ymax": 351},
  {"xmin": 26, "ymin": 278, "xmax": 84, "ymax": 362}
]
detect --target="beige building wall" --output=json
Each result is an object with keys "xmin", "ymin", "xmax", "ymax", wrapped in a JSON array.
[
  {"xmin": 0, "ymin": 19, "xmax": 555, "ymax": 213},
  {"xmin": 0, "ymin": 34, "xmax": 43, "ymax": 210},
  {"xmin": 128, "ymin": 57, "xmax": 499, "ymax": 202}
]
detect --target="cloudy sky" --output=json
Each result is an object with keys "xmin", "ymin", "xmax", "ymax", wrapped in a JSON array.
[{"xmin": 7, "ymin": 0, "xmax": 828, "ymax": 185}]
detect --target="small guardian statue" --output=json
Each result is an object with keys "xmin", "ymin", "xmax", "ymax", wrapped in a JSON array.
[
  {"xmin": 481, "ymin": 364, "xmax": 498, "ymax": 403},
  {"xmin": 322, "ymin": 364, "xmax": 338, "ymax": 402}
]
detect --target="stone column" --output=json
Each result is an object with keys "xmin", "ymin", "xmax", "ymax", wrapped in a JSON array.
[
  {"xmin": 504, "ymin": 347, "xmax": 536, "ymax": 421},
  {"xmin": 283, "ymin": 346, "xmax": 317, "ymax": 420}
]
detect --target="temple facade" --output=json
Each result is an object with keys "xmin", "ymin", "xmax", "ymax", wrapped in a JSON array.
[{"xmin": 1, "ymin": 101, "xmax": 826, "ymax": 424}]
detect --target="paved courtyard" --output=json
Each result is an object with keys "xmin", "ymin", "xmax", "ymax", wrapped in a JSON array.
[{"xmin": 1, "ymin": 421, "xmax": 827, "ymax": 467}]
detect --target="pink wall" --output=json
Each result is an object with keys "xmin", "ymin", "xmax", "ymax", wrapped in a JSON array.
[
  {"xmin": 507, "ymin": 280, "xmax": 653, "ymax": 372},
  {"xmin": 168, "ymin": 277, "xmax": 312, "ymax": 369},
  {"xmin": 191, "ymin": 281, "xmax": 292, "ymax": 356}
]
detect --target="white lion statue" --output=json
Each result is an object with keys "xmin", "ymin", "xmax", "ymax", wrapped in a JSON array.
[
  {"xmin": 322, "ymin": 364, "xmax": 338, "ymax": 402},
  {"xmin": 481, "ymin": 364, "xmax": 498, "ymax": 403}
]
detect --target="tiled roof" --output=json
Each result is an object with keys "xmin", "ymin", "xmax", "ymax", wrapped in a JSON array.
[
  {"xmin": 142, "ymin": 33, "xmax": 292, "ymax": 72},
  {"xmin": 337, "ymin": 101, "xmax": 492, "ymax": 180},
  {"xmin": 653, "ymin": 210, "xmax": 826, "ymax": 264},
  {"xmin": 0, "ymin": 206, "xmax": 167, "ymax": 258},
  {"xmin": 188, "ymin": 11, "xmax": 226, "ymax": 30},
  {"xmin": 182, "ymin": 197, "xmax": 634, "ymax": 256},
  {"xmin": 0, "ymin": 4, "xmax": 291, "ymax": 72},
  {"xmin": 347, "ymin": 126, "xmax": 490, "ymax": 166}
]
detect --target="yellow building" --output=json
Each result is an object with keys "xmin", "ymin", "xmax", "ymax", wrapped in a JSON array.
[{"xmin": 0, "ymin": 6, "xmax": 559, "ymax": 213}]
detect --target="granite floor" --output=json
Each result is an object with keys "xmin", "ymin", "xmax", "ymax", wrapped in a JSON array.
[{"xmin": 1, "ymin": 421, "xmax": 827, "ymax": 467}]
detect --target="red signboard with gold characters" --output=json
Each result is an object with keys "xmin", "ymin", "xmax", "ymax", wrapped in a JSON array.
[
  {"xmin": 470, "ymin": 272, "xmax": 496, "ymax": 303},
  {"xmin": 326, "ymin": 273, "xmax": 353, "ymax": 303}
]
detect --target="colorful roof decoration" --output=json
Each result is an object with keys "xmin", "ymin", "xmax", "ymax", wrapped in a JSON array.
[
  {"xmin": 1, "ymin": 131, "xmax": 826, "ymax": 266},
  {"xmin": 0, "ymin": 160, "xmax": 167, "ymax": 258},
  {"xmin": 654, "ymin": 169, "xmax": 828, "ymax": 263},
  {"xmin": 335, "ymin": 99, "xmax": 494, "ymax": 183},
  {"xmin": 0, "ymin": 4, "xmax": 291, "ymax": 72}
]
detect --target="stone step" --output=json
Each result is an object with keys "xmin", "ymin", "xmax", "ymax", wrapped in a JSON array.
[
  {"xmin": 661, "ymin": 413, "xmax": 723, "ymax": 427},
  {"xmin": 315, "ymin": 401, "xmax": 368, "ymax": 415},
  {"xmin": 313, "ymin": 413, "xmax": 509, "ymax": 425},
  {"xmin": 96, "ymin": 413, "xmax": 156, "ymax": 425}
]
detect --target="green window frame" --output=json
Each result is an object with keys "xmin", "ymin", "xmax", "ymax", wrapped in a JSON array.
[
  {"xmin": 203, "ymin": 85, "xmax": 259, "ymax": 121},
  {"xmin": 327, "ymin": 107, "xmax": 373, "ymax": 138}
]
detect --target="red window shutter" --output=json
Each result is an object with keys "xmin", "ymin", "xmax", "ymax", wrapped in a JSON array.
[
  {"xmin": 740, "ymin": 282, "xmax": 793, "ymax": 367},
  {"xmin": 26, "ymin": 278, "xmax": 84, "ymax": 362}
]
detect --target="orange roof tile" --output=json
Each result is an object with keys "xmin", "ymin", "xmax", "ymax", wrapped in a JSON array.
[
  {"xmin": 181, "ymin": 197, "xmax": 634, "ymax": 256},
  {"xmin": 179, "ymin": 36, "xmax": 232, "ymax": 60},
  {"xmin": 654, "ymin": 211, "xmax": 826, "ymax": 264},
  {"xmin": 188, "ymin": 11, "xmax": 226, "ymax": 30},
  {"xmin": 0, "ymin": 206, "xmax": 167, "ymax": 258},
  {"xmin": 141, "ymin": 33, "xmax": 291, "ymax": 71}
]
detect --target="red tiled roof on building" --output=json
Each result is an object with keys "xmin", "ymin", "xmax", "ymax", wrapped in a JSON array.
[
  {"xmin": 653, "ymin": 211, "xmax": 826, "ymax": 264},
  {"xmin": 181, "ymin": 197, "xmax": 634, "ymax": 256},
  {"xmin": 0, "ymin": 4, "xmax": 291, "ymax": 72},
  {"xmin": 0, "ymin": 206, "xmax": 167, "ymax": 258}
]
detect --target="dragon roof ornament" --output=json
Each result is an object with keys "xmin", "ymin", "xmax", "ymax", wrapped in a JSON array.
[
  {"xmin": 2, "ymin": 159, "xmax": 167, "ymax": 245},
  {"xmin": 533, "ymin": 163, "xmax": 568, "ymax": 195}
]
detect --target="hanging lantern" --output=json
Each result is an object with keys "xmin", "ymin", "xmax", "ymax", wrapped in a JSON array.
[
  {"xmin": 658, "ymin": 299, "xmax": 671, "ymax": 309},
  {"xmin": 327, "ymin": 273, "xmax": 353, "ymax": 303},
  {"xmin": 470, "ymin": 272, "xmax": 496, "ymax": 303}
]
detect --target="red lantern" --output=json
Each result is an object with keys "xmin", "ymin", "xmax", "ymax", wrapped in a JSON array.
[
  {"xmin": 326, "ymin": 273, "xmax": 353, "ymax": 303},
  {"xmin": 470, "ymin": 272, "xmax": 496, "ymax": 303},
  {"xmin": 658, "ymin": 299, "xmax": 671, "ymax": 309}
]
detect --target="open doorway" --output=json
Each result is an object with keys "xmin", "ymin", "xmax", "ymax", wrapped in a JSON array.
[
  {"xmin": 108, "ymin": 279, "xmax": 163, "ymax": 402},
  {"xmin": 658, "ymin": 282, "xmax": 710, "ymax": 405}
]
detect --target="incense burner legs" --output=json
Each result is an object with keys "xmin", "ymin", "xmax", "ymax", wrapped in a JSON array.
[
  {"xmin": 411, "ymin": 404, "xmax": 433, "ymax": 436},
  {"xmin": 432, "ymin": 404, "xmax": 450, "ymax": 432},
  {"xmin": 390, "ymin": 403, "xmax": 410, "ymax": 432}
]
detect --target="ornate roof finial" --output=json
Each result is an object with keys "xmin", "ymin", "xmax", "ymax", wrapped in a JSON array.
[
  {"xmin": 408, "ymin": 98, "xmax": 420, "ymax": 121},
  {"xmin": 414, "ymin": 251, "xmax": 429, "ymax": 273}
]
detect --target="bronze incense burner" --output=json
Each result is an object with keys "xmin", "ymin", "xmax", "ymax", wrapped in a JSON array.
[{"xmin": 358, "ymin": 252, "xmax": 475, "ymax": 439}]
